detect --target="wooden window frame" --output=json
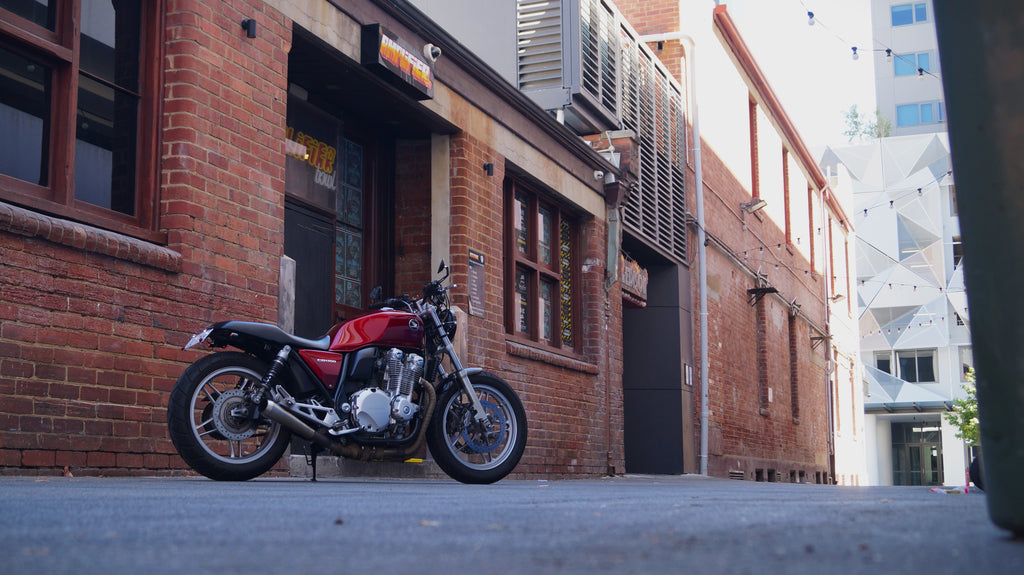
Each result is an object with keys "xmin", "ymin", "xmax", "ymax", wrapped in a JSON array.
[
  {"xmin": 504, "ymin": 175, "xmax": 581, "ymax": 354},
  {"xmin": 0, "ymin": 1, "xmax": 164, "ymax": 243}
]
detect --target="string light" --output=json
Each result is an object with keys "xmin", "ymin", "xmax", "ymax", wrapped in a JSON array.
[{"xmin": 800, "ymin": 0, "xmax": 942, "ymax": 81}]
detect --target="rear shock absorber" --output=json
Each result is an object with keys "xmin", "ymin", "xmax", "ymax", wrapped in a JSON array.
[{"xmin": 248, "ymin": 345, "xmax": 291, "ymax": 407}]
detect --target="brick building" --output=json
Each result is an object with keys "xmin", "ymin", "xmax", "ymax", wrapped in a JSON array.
[
  {"xmin": 610, "ymin": 0, "xmax": 861, "ymax": 482},
  {"xmin": 0, "ymin": 0, "xmax": 625, "ymax": 477}
]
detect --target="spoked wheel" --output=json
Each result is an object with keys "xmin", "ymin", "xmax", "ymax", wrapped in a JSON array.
[
  {"xmin": 426, "ymin": 371, "xmax": 527, "ymax": 484},
  {"xmin": 167, "ymin": 352, "xmax": 291, "ymax": 481}
]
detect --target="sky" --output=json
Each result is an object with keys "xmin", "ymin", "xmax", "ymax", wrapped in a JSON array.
[{"xmin": 720, "ymin": 0, "xmax": 877, "ymax": 150}]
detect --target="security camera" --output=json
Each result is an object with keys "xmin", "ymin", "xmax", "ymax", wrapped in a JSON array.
[
  {"xmin": 594, "ymin": 170, "xmax": 605, "ymax": 181},
  {"xmin": 423, "ymin": 43, "xmax": 441, "ymax": 63}
]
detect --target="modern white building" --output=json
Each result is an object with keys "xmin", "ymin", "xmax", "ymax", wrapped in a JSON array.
[
  {"xmin": 871, "ymin": 0, "xmax": 946, "ymax": 137},
  {"xmin": 818, "ymin": 0, "xmax": 972, "ymax": 487}
]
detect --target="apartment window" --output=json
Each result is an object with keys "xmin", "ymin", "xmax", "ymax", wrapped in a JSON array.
[
  {"xmin": 897, "ymin": 349, "xmax": 936, "ymax": 383},
  {"xmin": 505, "ymin": 176, "xmax": 580, "ymax": 351},
  {"xmin": 896, "ymin": 102, "xmax": 944, "ymax": 127},
  {"xmin": 894, "ymin": 52, "xmax": 931, "ymax": 76},
  {"xmin": 0, "ymin": 0, "xmax": 162, "ymax": 238},
  {"xmin": 952, "ymin": 235, "xmax": 963, "ymax": 268},
  {"xmin": 875, "ymin": 351, "xmax": 892, "ymax": 374},
  {"xmin": 948, "ymin": 184, "xmax": 958, "ymax": 216},
  {"xmin": 959, "ymin": 347, "xmax": 974, "ymax": 381},
  {"xmin": 891, "ymin": 3, "xmax": 927, "ymax": 26}
]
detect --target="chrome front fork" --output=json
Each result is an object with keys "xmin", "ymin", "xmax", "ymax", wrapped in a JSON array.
[{"xmin": 426, "ymin": 308, "xmax": 489, "ymax": 425}]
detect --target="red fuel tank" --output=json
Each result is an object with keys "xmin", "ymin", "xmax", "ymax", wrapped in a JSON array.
[{"xmin": 327, "ymin": 310, "xmax": 424, "ymax": 353}]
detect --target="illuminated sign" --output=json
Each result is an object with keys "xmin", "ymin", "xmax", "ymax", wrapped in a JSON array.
[{"xmin": 361, "ymin": 24, "xmax": 434, "ymax": 100}]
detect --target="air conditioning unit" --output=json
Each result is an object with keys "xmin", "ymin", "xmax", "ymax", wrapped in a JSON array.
[{"xmin": 517, "ymin": 0, "xmax": 621, "ymax": 134}]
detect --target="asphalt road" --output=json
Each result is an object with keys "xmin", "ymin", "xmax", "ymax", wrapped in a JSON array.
[{"xmin": 1, "ymin": 474, "xmax": 1021, "ymax": 575}]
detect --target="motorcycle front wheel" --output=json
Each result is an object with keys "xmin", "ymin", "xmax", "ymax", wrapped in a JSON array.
[
  {"xmin": 167, "ymin": 352, "xmax": 291, "ymax": 481},
  {"xmin": 426, "ymin": 372, "xmax": 527, "ymax": 484}
]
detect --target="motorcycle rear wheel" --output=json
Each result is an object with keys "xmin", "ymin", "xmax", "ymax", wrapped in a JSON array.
[
  {"xmin": 167, "ymin": 352, "xmax": 291, "ymax": 481},
  {"xmin": 426, "ymin": 372, "xmax": 527, "ymax": 484}
]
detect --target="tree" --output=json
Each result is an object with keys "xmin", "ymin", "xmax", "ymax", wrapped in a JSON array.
[
  {"xmin": 944, "ymin": 368, "xmax": 979, "ymax": 445},
  {"xmin": 842, "ymin": 105, "xmax": 892, "ymax": 142}
]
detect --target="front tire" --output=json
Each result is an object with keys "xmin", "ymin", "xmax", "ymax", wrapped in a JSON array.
[
  {"xmin": 426, "ymin": 372, "xmax": 527, "ymax": 484},
  {"xmin": 167, "ymin": 352, "xmax": 291, "ymax": 481}
]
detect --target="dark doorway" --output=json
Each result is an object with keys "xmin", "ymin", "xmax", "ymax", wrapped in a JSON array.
[
  {"xmin": 284, "ymin": 202, "xmax": 334, "ymax": 338},
  {"xmin": 620, "ymin": 238, "xmax": 695, "ymax": 474}
]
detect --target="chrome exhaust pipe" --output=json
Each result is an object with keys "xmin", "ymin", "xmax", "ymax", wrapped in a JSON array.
[
  {"xmin": 262, "ymin": 380, "xmax": 437, "ymax": 460},
  {"xmin": 263, "ymin": 400, "xmax": 346, "ymax": 455}
]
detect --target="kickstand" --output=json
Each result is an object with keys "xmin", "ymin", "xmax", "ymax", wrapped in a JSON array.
[{"xmin": 306, "ymin": 442, "xmax": 323, "ymax": 482}]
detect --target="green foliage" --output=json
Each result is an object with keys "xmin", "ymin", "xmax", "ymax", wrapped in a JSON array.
[
  {"xmin": 944, "ymin": 369, "xmax": 979, "ymax": 445},
  {"xmin": 842, "ymin": 105, "xmax": 892, "ymax": 142}
]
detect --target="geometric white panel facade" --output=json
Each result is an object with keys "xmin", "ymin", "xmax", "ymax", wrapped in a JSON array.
[{"xmin": 820, "ymin": 133, "xmax": 965, "ymax": 411}]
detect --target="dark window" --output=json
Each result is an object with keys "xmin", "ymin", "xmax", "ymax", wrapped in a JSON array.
[
  {"xmin": 505, "ymin": 176, "xmax": 579, "ymax": 351},
  {"xmin": 0, "ymin": 0, "xmax": 162, "ymax": 239},
  {"xmin": 897, "ymin": 349, "xmax": 935, "ymax": 383}
]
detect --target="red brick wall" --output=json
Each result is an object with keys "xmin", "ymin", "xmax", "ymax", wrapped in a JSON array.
[
  {"xmin": 394, "ymin": 139, "xmax": 433, "ymax": 296},
  {"xmin": 0, "ymin": 0, "xmax": 290, "ymax": 476},
  {"xmin": 447, "ymin": 132, "xmax": 625, "ymax": 477},
  {"xmin": 616, "ymin": 0, "xmax": 685, "ymax": 83},
  {"xmin": 692, "ymin": 138, "xmax": 830, "ymax": 482}
]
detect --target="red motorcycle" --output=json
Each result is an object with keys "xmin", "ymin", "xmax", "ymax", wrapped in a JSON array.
[{"xmin": 167, "ymin": 261, "xmax": 527, "ymax": 484}]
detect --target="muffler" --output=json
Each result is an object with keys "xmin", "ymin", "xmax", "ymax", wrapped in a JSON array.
[{"xmin": 260, "ymin": 380, "xmax": 437, "ymax": 461}]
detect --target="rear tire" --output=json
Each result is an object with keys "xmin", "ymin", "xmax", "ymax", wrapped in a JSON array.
[
  {"xmin": 426, "ymin": 372, "xmax": 527, "ymax": 484},
  {"xmin": 167, "ymin": 352, "xmax": 291, "ymax": 481}
]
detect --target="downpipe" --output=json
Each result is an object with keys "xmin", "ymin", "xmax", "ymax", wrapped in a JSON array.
[{"xmin": 261, "ymin": 379, "xmax": 437, "ymax": 461}]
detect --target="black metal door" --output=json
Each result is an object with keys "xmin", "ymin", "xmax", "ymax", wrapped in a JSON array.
[{"xmin": 284, "ymin": 201, "xmax": 334, "ymax": 339}]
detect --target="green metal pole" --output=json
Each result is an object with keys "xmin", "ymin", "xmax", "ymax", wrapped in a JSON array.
[{"xmin": 934, "ymin": 0, "xmax": 1024, "ymax": 537}]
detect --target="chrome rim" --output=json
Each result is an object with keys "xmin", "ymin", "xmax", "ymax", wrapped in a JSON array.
[
  {"xmin": 442, "ymin": 384, "xmax": 518, "ymax": 470},
  {"xmin": 188, "ymin": 365, "xmax": 283, "ymax": 464}
]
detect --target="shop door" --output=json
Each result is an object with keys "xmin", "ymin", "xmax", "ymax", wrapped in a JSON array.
[
  {"xmin": 891, "ymin": 422, "xmax": 944, "ymax": 486},
  {"xmin": 284, "ymin": 98, "xmax": 391, "ymax": 335},
  {"xmin": 284, "ymin": 202, "xmax": 333, "ymax": 338}
]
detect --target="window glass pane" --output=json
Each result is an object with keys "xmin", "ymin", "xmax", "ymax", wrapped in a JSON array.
[
  {"xmin": 0, "ymin": 0, "xmax": 55, "ymax": 30},
  {"xmin": 559, "ymin": 218, "xmax": 574, "ymax": 347},
  {"xmin": 877, "ymin": 358, "xmax": 891, "ymax": 374},
  {"xmin": 514, "ymin": 191, "xmax": 529, "ymax": 254},
  {"xmin": 960, "ymin": 346, "xmax": 974, "ymax": 380},
  {"xmin": 515, "ymin": 268, "xmax": 530, "ymax": 335},
  {"xmin": 894, "ymin": 55, "xmax": 916, "ymax": 76},
  {"xmin": 914, "ymin": 3, "xmax": 927, "ymax": 22},
  {"xmin": 75, "ymin": 0, "xmax": 141, "ymax": 215},
  {"xmin": 917, "ymin": 351, "xmax": 935, "ymax": 382},
  {"xmin": 341, "ymin": 140, "xmax": 362, "ymax": 226},
  {"xmin": 540, "ymin": 280, "xmax": 553, "ymax": 342},
  {"xmin": 920, "ymin": 103, "xmax": 934, "ymax": 123},
  {"xmin": 75, "ymin": 73, "xmax": 138, "ymax": 214},
  {"xmin": 538, "ymin": 205, "xmax": 553, "ymax": 266},
  {"xmin": 335, "ymin": 226, "xmax": 362, "ymax": 308},
  {"xmin": 898, "ymin": 352, "xmax": 917, "ymax": 382},
  {"xmin": 0, "ymin": 46, "xmax": 49, "ymax": 186},
  {"xmin": 896, "ymin": 104, "xmax": 919, "ymax": 127},
  {"xmin": 917, "ymin": 53, "xmax": 930, "ymax": 72},
  {"xmin": 891, "ymin": 4, "xmax": 913, "ymax": 26}
]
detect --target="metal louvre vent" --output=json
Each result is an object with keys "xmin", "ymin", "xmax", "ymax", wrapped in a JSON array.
[
  {"xmin": 621, "ymin": 44, "xmax": 687, "ymax": 263},
  {"xmin": 517, "ymin": 0, "xmax": 688, "ymax": 263},
  {"xmin": 517, "ymin": 0, "xmax": 564, "ymax": 91}
]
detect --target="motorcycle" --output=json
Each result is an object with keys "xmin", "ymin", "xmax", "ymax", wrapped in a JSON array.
[{"xmin": 167, "ymin": 261, "xmax": 527, "ymax": 484}]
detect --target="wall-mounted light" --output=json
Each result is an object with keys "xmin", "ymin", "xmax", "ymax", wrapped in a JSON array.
[
  {"xmin": 241, "ymin": 19, "xmax": 257, "ymax": 39},
  {"xmin": 807, "ymin": 11, "xmax": 815, "ymax": 26},
  {"xmin": 885, "ymin": 48, "xmax": 893, "ymax": 62},
  {"xmin": 851, "ymin": 46, "xmax": 859, "ymax": 61},
  {"xmin": 483, "ymin": 163, "xmax": 494, "ymax": 176},
  {"xmin": 740, "ymin": 198, "xmax": 767, "ymax": 214}
]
